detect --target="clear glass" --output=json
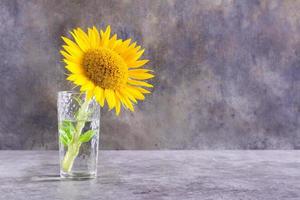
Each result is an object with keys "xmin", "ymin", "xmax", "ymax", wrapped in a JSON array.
[{"xmin": 57, "ymin": 91, "xmax": 100, "ymax": 179}]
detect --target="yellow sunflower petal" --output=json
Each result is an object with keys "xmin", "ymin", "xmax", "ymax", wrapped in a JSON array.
[
  {"xmin": 115, "ymin": 91, "xmax": 134, "ymax": 111},
  {"xmin": 119, "ymin": 89, "xmax": 138, "ymax": 103},
  {"xmin": 126, "ymin": 86, "xmax": 145, "ymax": 100},
  {"xmin": 127, "ymin": 41, "xmax": 137, "ymax": 50},
  {"xmin": 122, "ymin": 38, "xmax": 131, "ymax": 47},
  {"xmin": 123, "ymin": 96, "xmax": 134, "ymax": 111},
  {"xmin": 62, "ymin": 45, "xmax": 83, "ymax": 58},
  {"xmin": 104, "ymin": 89, "xmax": 116, "ymax": 110},
  {"xmin": 70, "ymin": 30, "xmax": 89, "ymax": 52},
  {"xmin": 126, "ymin": 49, "xmax": 145, "ymax": 63},
  {"xmin": 114, "ymin": 95, "xmax": 121, "ymax": 115},
  {"xmin": 108, "ymin": 34, "xmax": 118, "ymax": 49},
  {"xmin": 63, "ymin": 59, "xmax": 78, "ymax": 66},
  {"xmin": 101, "ymin": 25, "xmax": 111, "ymax": 47},
  {"xmin": 64, "ymin": 59, "xmax": 84, "ymax": 74},
  {"xmin": 61, "ymin": 36, "xmax": 77, "ymax": 47},
  {"xmin": 86, "ymin": 86, "xmax": 95, "ymax": 100},
  {"xmin": 134, "ymin": 45, "xmax": 141, "ymax": 52},
  {"xmin": 111, "ymin": 39, "xmax": 123, "ymax": 51},
  {"xmin": 76, "ymin": 28, "xmax": 90, "ymax": 44},
  {"xmin": 128, "ymin": 60, "xmax": 149, "ymax": 68},
  {"xmin": 61, "ymin": 37, "xmax": 83, "ymax": 55},
  {"xmin": 135, "ymin": 87, "xmax": 151, "ymax": 94},
  {"xmin": 121, "ymin": 42, "xmax": 137, "ymax": 59},
  {"xmin": 129, "ymin": 73, "xmax": 154, "ymax": 80},
  {"xmin": 129, "ymin": 70, "xmax": 154, "ymax": 80},
  {"xmin": 60, "ymin": 50, "xmax": 81, "ymax": 64},
  {"xmin": 127, "ymin": 79, "xmax": 153, "ymax": 88},
  {"xmin": 94, "ymin": 86, "xmax": 105, "ymax": 107},
  {"xmin": 65, "ymin": 65, "xmax": 83, "ymax": 74},
  {"xmin": 120, "ymin": 96, "xmax": 134, "ymax": 111},
  {"xmin": 80, "ymin": 81, "xmax": 95, "ymax": 92},
  {"xmin": 88, "ymin": 28, "xmax": 96, "ymax": 48},
  {"xmin": 114, "ymin": 91, "xmax": 123, "ymax": 105},
  {"xmin": 115, "ymin": 39, "xmax": 131, "ymax": 55},
  {"xmin": 129, "ymin": 69, "xmax": 153, "ymax": 73},
  {"xmin": 72, "ymin": 74, "xmax": 88, "ymax": 85},
  {"xmin": 66, "ymin": 74, "xmax": 77, "ymax": 81},
  {"xmin": 92, "ymin": 26, "xmax": 100, "ymax": 47}
]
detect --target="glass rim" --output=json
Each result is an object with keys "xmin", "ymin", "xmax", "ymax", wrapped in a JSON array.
[{"xmin": 58, "ymin": 90, "xmax": 82, "ymax": 95}]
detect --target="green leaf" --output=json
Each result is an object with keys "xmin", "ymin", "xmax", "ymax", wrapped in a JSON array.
[
  {"xmin": 64, "ymin": 121, "xmax": 75, "ymax": 134},
  {"xmin": 79, "ymin": 130, "xmax": 96, "ymax": 143},
  {"xmin": 59, "ymin": 120, "xmax": 75, "ymax": 145},
  {"xmin": 59, "ymin": 134, "xmax": 68, "ymax": 146}
]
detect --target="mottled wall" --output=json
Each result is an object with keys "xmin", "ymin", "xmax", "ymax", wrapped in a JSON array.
[{"xmin": 0, "ymin": 0, "xmax": 299, "ymax": 150}]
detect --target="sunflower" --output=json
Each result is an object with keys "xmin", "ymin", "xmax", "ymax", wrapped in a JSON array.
[{"xmin": 60, "ymin": 25, "xmax": 154, "ymax": 115}]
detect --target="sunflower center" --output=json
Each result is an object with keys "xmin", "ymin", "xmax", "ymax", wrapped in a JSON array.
[{"xmin": 82, "ymin": 48, "xmax": 128, "ymax": 90}]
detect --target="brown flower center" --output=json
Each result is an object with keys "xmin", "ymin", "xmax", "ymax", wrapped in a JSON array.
[{"xmin": 82, "ymin": 48, "xmax": 128, "ymax": 90}]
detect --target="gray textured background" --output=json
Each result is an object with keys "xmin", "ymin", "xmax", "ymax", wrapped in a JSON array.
[{"xmin": 0, "ymin": 0, "xmax": 299, "ymax": 150}]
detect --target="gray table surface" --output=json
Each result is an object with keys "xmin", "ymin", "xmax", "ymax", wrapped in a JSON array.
[{"xmin": 0, "ymin": 151, "xmax": 300, "ymax": 200}]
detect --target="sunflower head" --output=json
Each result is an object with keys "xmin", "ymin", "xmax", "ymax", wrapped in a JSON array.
[{"xmin": 61, "ymin": 25, "xmax": 154, "ymax": 115}]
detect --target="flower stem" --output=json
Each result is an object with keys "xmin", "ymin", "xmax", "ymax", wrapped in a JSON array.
[
  {"xmin": 62, "ymin": 143, "xmax": 80, "ymax": 172},
  {"xmin": 62, "ymin": 96, "xmax": 91, "ymax": 173}
]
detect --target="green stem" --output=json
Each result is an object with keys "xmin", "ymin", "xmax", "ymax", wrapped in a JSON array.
[
  {"xmin": 62, "ymin": 143, "xmax": 80, "ymax": 172},
  {"xmin": 62, "ymin": 96, "xmax": 91, "ymax": 173}
]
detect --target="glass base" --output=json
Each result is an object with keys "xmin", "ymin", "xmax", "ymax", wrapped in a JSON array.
[{"xmin": 60, "ymin": 171, "xmax": 96, "ymax": 180}]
